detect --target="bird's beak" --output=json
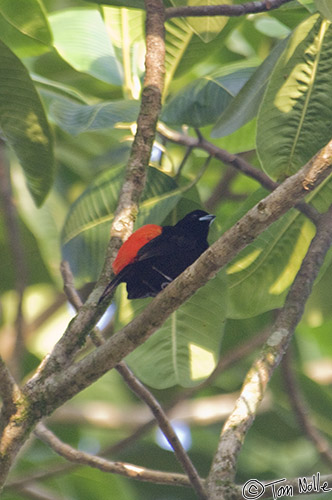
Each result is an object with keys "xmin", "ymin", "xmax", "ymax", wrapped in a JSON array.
[{"xmin": 199, "ymin": 214, "xmax": 216, "ymax": 225}]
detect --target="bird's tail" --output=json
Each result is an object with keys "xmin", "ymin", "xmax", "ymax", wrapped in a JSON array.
[{"xmin": 98, "ymin": 274, "xmax": 122, "ymax": 305}]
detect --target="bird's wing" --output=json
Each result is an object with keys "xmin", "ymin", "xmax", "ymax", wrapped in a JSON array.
[{"xmin": 134, "ymin": 228, "xmax": 181, "ymax": 262}]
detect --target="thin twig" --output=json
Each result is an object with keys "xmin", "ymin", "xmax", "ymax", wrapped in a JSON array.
[
  {"xmin": 174, "ymin": 146, "xmax": 193, "ymax": 181},
  {"xmin": 34, "ymin": 423, "xmax": 191, "ymax": 488},
  {"xmin": 207, "ymin": 204, "xmax": 332, "ymax": 499},
  {"xmin": 282, "ymin": 348, "xmax": 332, "ymax": 467},
  {"xmin": 60, "ymin": 261, "xmax": 83, "ymax": 311},
  {"xmin": 0, "ymin": 357, "xmax": 21, "ymax": 412},
  {"xmin": 116, "ymin": 362, "xmax": 207, "ymax": 499},
  {"xmin": 158, "ymin": 124, "xmax": 322, "ymax": 224},
  {"xmin": 165, "ymin": 0, "xmax": 293, "ymax": 19},
  {"xmin": 205, "ymin": 168, "xmax": 242, "ymax": 211}
]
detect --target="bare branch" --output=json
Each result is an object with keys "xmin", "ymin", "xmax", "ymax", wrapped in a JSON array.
[
  {"xmin": 207, "ymin": 203, "xmax": 332, "ymax": 499},
  {"xmin": 165, "ymin": 0, "xmax": 293, "ymax": 19},
  {"xmin": 158, "ymin": 124, "xmax": 321, "ymax": 223},
  {"xmin": 60, "ymin": 261, "xmax": 83, "ymax": 311},
  {"xmin": 34, "ymin": 423, "xmax": 191, "ymax": 488},
  {"xmin": 116, "ymin": 362, "xmax": 207, "ymax": 499}
]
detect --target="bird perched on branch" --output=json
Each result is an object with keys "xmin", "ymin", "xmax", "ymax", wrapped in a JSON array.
[{"xmin": 99, "ymin": 209, "xmax": 215, "ymax": 302}]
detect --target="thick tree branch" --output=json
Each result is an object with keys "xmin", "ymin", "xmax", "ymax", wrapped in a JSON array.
[
  {"xmin": 207, "ymin": 203, "xmax": 332, "ymax": 499},
  {"xmin": 165, "ymin": 0, "xmax": 293, "ymax": 19},
  {"xmin": 24, "ymin": 139, "xmax": 332, "ymax": 416}
]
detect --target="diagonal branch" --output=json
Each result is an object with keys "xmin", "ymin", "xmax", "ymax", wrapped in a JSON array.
[
  {"xmin": 158, "ymin": 123, "xmax": 321, "ymax": 223},
  {"xmin": 25, "ymin": 139, "xmax": 332, "ymax": 415},
  {"xmin": 207, "ymin": 203, "xmax": 332, "ymax": 499},
  {"xmin": 61, "ymin": 260, "xmax": 205, "ymax": 497},
  {"xmin": 26, "ymin": 0, "xmax": 167, "ymax": 387},
  {"xmin": 116, "ymin": 362, "xmax": 207, "ymax": 499},
  {"xmin": 34, "ymin": 423, "xmax": 191, "ymax": 488}
]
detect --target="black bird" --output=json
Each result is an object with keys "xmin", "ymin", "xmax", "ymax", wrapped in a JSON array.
[{"xmin": 99, "ymin": 210, "xmax": 215, "ymax": 301}]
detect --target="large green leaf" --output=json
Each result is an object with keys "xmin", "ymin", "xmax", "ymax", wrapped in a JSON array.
[
  {"xmin": 162, "ymin": 64, "xmax": 255, "ymax": 127},
  {"xmin": 165, "ymin": 17, "xmax": 242, "ymax": 87},
  {"xmin": 49, "ymin": 8, "xmax": 123, "ymax": 85},
  {"xmin": 257, "ymin": 14, "xmax": 332, "ymax": 180},
  {"xmin": 0, "ymin": 0, "xmax": 51, "ymax": 44},
  {"xmin": 226, "ymin": 170, "xmax": 332, "ymax": 319},
  {"xmin": 62, "ymin": 167, "xmax": 183, "ymax": 285},
  {"xmin": 227, "ymin": 209, "xmax": 316, "ymax": 318},
  {"xmin": 315, "ymin": 0, "xmax": 332, "ymax": 21},
  {"xmin": 212, "ymin": 37, "xmax": 288, "ymax": 138},
  {"xmin": 122, "ymin": 270, "xmax": 226, "ymax": 389},
  {"xmin": 103, "ymin": 6, "xmax": 145, "ymax": 98},
  {"xmin": 0, "ymin": 0, "xmax": 52, "ymax": 56},
  {"xmin": 164, "ymin": 17, "xmax": 194, "ymax": 96},
  {"xmin": 44, "ymin": 94, "xmax": 140, "ymax": 135},
  {"xmin": 0, "ymin": 40, "xmax": 54, "ymax": 205},
  {"xmin": 170, "ymin": 0, "xmax": 230, "ymax": 42}
]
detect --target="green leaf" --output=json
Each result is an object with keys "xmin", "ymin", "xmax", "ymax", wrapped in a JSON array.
[
  {"xmin": 45, "ymin": 94, "xmax": 140, "ymax": 135},
  {"xmin": 253, "ymin": 16, "xmax": 291, "ymax": 38},
  {"xmin": 296, "ymin": 0, "xmax": 318, "ymax": 13},
  {"xmin": 315, "ymin": 0, "xmax": 332, "ymax": 21},
  {"xmin": 162, "ymin": 64, "xmax": 255, "ymax": 127},
  {"xmin": 257, "ymin": 14, "xmax": 332, "ymax": 180},
  {"xmin": 212, "ymin": 37, "xmax": 288, "ymax": 138},
  {"xmin": 164, "ymin": 17, "xmax": 194, "ymax": 96},
  {"xmin": 103, "ymin": 6, "xmax": 145, "ymax": 99},
  {"xmin": 227, "ymin": 209, "xmax": 316, "ymax": 318},
  {"xmin": 164, "ymin": 17, "xmax": 243, "ymax": 94},
  {"xmin": 0, "ymin": 0, "xmax": 52, "ymax": 57},
  {"xmin": 0, "ymin": 0, "xmax": 51, "ymax": 45},
  {"xmin": 123, "ymin": 271, "xmax": 226, "ymax": 389},
  {"xmin": 0, "ymin": 40, "xmax": 54, "ymax": 205},
  {"xmin": 171, "ymin": 0, "xmax": 230, "ymax": 42},
  {"xmin": 49, "ymin": 8, "xmax": 123, "ymax": 85},
  {"xmin": 62, "ymin": 167, "xmax": 183, "ymax": 285},
  {"xmin": 226, "ymin": 167, "xmax": 332, "ymax": 319},
  {"xmin": 13, "ymin": 164, "xmax": 65, "ymax": 284}
]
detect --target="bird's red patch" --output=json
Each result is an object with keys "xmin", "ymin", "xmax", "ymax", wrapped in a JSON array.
[{"xmin": 112, "ymin": 224, "xmax": 162, "ymax": 274}]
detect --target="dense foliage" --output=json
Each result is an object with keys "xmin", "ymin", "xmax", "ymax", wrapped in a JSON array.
[{"xmin": 1, "ymin": 0, "xmax": 332, "ymax": 499}]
